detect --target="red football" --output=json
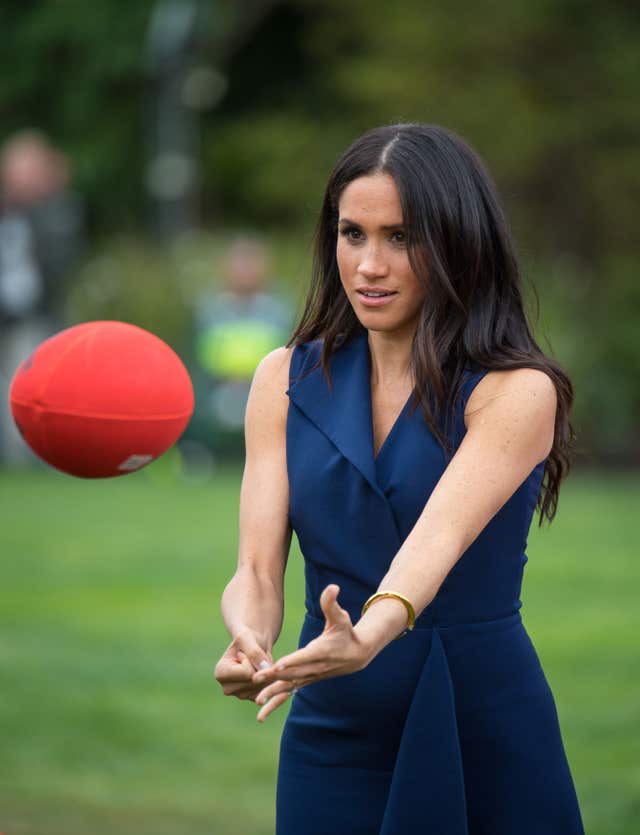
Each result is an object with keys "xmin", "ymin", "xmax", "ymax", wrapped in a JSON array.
[{"xmin": 8, "ymin": 320, "xmax": 194, "ymax": 478}]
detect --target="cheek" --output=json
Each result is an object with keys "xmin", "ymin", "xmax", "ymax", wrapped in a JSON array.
[
  {"xmin": 336, "ymin": 241, "xmax": 355, "ymax": 280},
  {"xmin": 411, "ymin": 276, "xmax": 427, "ymax": 303},
  {"xmin": 403, "ymin": 278, "xmax": 427, "ymax": 314},
  {"xmin": 410, "ymin": 283, "xmax": 428, "ymax": 310},
  {"xmin": 396, "ymin": 258, "xmax": 425, "ymax": 299}
]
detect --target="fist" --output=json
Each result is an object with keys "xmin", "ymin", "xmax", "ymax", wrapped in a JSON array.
[{"xmin": 214, "ymin": 627, "xmax": 273, "ymax": 701}]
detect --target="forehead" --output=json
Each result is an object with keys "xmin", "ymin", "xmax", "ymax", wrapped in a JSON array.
[{"xmin": 338, "ymin": 173, "xmax": 403, "ymax": 222}]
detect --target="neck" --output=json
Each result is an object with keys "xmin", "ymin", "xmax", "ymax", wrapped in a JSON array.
[{"xmin": 366, "ymin": 328, "xmax": 415, "ymax": 389}]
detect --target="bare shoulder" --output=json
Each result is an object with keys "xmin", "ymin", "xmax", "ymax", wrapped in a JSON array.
[
  {"xmin": 246, "ymin": 346, "xmax": 294, "ymax": 430},
  {"xmin": 464, "ymin": 368, "xmax": 557, "ymax": 459},
  {"xmin": 252, "ymin": 345, "xmax": 294, "ymax": 391}
]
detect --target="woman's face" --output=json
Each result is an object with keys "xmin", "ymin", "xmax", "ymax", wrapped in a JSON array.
[{"xmin": 336, "ymin": 172, "xmax": 427, "ymax": 338}]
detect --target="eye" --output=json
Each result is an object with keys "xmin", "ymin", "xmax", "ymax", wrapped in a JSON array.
[
  {"xmin": 339, "ymin": 226, "xmax": 363, "ymax": 242},
  {"xmin": 390, "ymin": 230, "xmax": 406, "ymax": 245}
]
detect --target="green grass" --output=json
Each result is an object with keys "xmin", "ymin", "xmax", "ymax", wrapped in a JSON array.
[{"xmin": 0, "ymin": 465, "xmax": 638, "ymax": 834}]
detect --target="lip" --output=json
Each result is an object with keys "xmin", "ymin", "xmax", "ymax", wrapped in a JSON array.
[{"xmin": 355, "ymin": 287, "xmax": 398, "ymax": 307}]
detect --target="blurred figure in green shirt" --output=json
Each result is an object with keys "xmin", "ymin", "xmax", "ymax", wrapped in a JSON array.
[{"xmin": 187, "ymin": 235, "xmax": 293, "ymax": 466}]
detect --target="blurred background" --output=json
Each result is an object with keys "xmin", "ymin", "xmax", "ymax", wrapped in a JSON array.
[{"xmin": 0, "ymin": 1, "xmax": 638, "ymax": 833}]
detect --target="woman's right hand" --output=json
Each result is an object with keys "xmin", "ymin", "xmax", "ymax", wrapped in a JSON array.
[{"xmin": 214, "ymin": 627, "xmax": 274, "ymax": 701}]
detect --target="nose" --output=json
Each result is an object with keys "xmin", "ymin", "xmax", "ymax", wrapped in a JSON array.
[{"xmin": 357, "ymin": 242, "xmax": 389, "ymax": 279}]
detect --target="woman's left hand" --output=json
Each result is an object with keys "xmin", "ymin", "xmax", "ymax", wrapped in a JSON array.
[{"xmin": 251, "ymin": 584, "xmax": 371, "ymax": 722}]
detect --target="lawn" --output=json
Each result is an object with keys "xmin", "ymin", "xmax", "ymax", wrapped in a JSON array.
[{"xmin": 0, "ymin": 464, "xmax": 638, "ymax": 834}]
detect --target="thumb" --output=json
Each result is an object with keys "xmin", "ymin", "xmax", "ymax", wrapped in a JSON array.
[{"xmin": 320, "ymin": 583, "xmax": 348, "ymax": 626}]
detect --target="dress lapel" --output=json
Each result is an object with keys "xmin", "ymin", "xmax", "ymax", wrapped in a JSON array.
[{"xmin": 286, "ymin": 329, "xmax": 386, "ymax": 503}]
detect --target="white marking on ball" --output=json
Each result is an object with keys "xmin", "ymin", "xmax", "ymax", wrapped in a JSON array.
[{"xmin": 118, "ymin": 454, "xmax": 154, "ymax": 471}]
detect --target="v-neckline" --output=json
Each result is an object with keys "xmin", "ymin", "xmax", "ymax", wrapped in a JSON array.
[
  {"xmin": 371, "ymin": 388, "xmax": 415, "ymax": 463},
  {"xmin": 364, "ymin": 336, "xmax": 416, "ymax": 464}
]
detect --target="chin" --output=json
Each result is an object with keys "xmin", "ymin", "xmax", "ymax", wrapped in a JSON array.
[{"xmin": 355, "ymin": 316, "xmax": 413, "ymax": 337}]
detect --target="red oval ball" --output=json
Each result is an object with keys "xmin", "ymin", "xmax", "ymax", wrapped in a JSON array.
[{"xmin": 8, "ymin": 320, "xmax": 194, "ymax": 478}]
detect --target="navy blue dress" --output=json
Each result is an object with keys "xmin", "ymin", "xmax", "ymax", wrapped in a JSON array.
[{"xmin": 276, "ymin": 328, "xmax": 585, "ymax": 835}]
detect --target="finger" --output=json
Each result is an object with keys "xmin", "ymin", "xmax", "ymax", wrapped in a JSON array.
[
  {"xmin": 224, "ymin": 684, "xmax": 259, "ymax": 699},
  {"xmin": 251, "ymin": 642, "xmax": 324, "ymax": 684},
  {"xmin": 257, "ymin": 690, "xmax": 292, "ymax": 722},
  {"xmin": 320, "ymin": 583, "xmax": 340, "ymax": 617},
  {"xmin": 320, "ymin": 584, "xmax": 351, "ymax": 629},
  {"xmin": 237, "ymin": 649, "xmax": 272, "ymax": 676},
  {"xmin": 252, "ymin": 653, "xmax": 316, "ymax": 685},
  {"xmin": 235, "ymin": 651, "xmax": 257, "ymax": 675},
  {"xmin": 258, "ymin": 661, "xmax": 326, "ymax": 691},
  {"xmin": 256, "ymin": 677, "xmax": 303, "ymax": 705},
  {"xmin": 221, "ymin": 673, "xmax": 271, "ymax": 699},
  {"xmin": 217, "ymin": 661, "xmax": 274, "ymax": 695},
  {"xmin": 217, "ymin": 658, "xmax": 255, "ymax": 684},
  {"xmin": 234, "ymin": 637, "xmax": 272, "ymax": 672}
]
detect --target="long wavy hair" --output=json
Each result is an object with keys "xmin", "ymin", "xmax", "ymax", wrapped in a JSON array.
[{"xmin": 287, "ymin": 123, "xmax": 575, "ymax": 525}]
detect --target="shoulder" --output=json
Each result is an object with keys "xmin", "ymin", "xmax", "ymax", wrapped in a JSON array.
[
  {"xmin": 251, "ymin": 346, "xmax": 294, "ymax": 394},
  {"xmin": 253, "ymin": 337, "xmax": 326, "ymax": 395},
  {"xmin": 244, "ymin": 346, "xmax": 298, "ymax": 449},
  {"xmin": 246, "ymin": 347, "xmax": 293, "ymax": 432},
  {"xmin": 464, "ymin": 367, "xmax": 557, "ymax": 460}
]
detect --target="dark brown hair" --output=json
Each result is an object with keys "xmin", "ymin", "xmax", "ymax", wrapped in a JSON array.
[{"xmin": 287, "ymin": 123, "xmax": 575, "ymax": 525}]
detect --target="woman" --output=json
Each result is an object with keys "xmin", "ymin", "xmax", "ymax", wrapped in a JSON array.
[{"xmin": 214, "ymin": 123, "xmax": 585, "ymax": 835}]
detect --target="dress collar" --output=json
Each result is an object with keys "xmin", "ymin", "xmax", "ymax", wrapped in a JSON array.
[
  {"xmin": 286, "ymin": 328, "xmax": 475, "ymax": 497},
  {"xmin": 286, "ymin": 329, "xmax": 383, "ymax": 498}
]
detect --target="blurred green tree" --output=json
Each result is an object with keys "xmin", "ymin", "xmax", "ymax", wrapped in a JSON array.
[{"xmin": 2, "ymin": 0, "xmax": 638, "ymax": 462}]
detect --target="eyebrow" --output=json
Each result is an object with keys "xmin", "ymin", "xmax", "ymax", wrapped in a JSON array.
[{"xmin": 338, "ymin": 218, "xmax": 405, "ymax": 230}]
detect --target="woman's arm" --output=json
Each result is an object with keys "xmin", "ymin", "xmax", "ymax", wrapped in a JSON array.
[
  {"xmin": 215, "ymin": 346, "xmax": 293, "ymax": 696},
  {"xmin": 251, "ymin": 367, "xmax": 557, "ymax": 712},
  {"xmin": 253, "ymin": 368, "xmax": 557, "ymax": 716},
  {"xmin": 355, "ymin": 366, "xmax": 557, "ymax": 655}
]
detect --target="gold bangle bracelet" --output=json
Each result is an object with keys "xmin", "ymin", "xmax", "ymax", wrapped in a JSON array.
[{"xmin": 361, "ymin": 591, "xmax": 416, "ymax": 640}]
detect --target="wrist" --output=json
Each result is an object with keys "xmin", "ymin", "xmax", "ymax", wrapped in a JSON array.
[
  {"xmin": 231, "ymin": 623, "xmax": 275, "ymax": 653},
  {"xmin": 354, "ymin": 596, "xmax": 411, "ymax": 660}
]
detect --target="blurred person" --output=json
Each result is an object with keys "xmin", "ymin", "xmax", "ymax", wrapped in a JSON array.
[
  {"xmin": 0, "ymin": 130, "xmax": 84, "ymax": 465},
  {"xmin": 187, "ymin": 235, "xmax": 292, "ymax": 461},
  {"xmin": 214, "ymin": 124, "xmax": 585, "ymax": 834}
]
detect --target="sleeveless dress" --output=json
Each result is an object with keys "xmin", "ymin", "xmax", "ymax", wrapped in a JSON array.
[{"xmin": 276, "ymin": 328, "xmax": 585, "ymax": 835}]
